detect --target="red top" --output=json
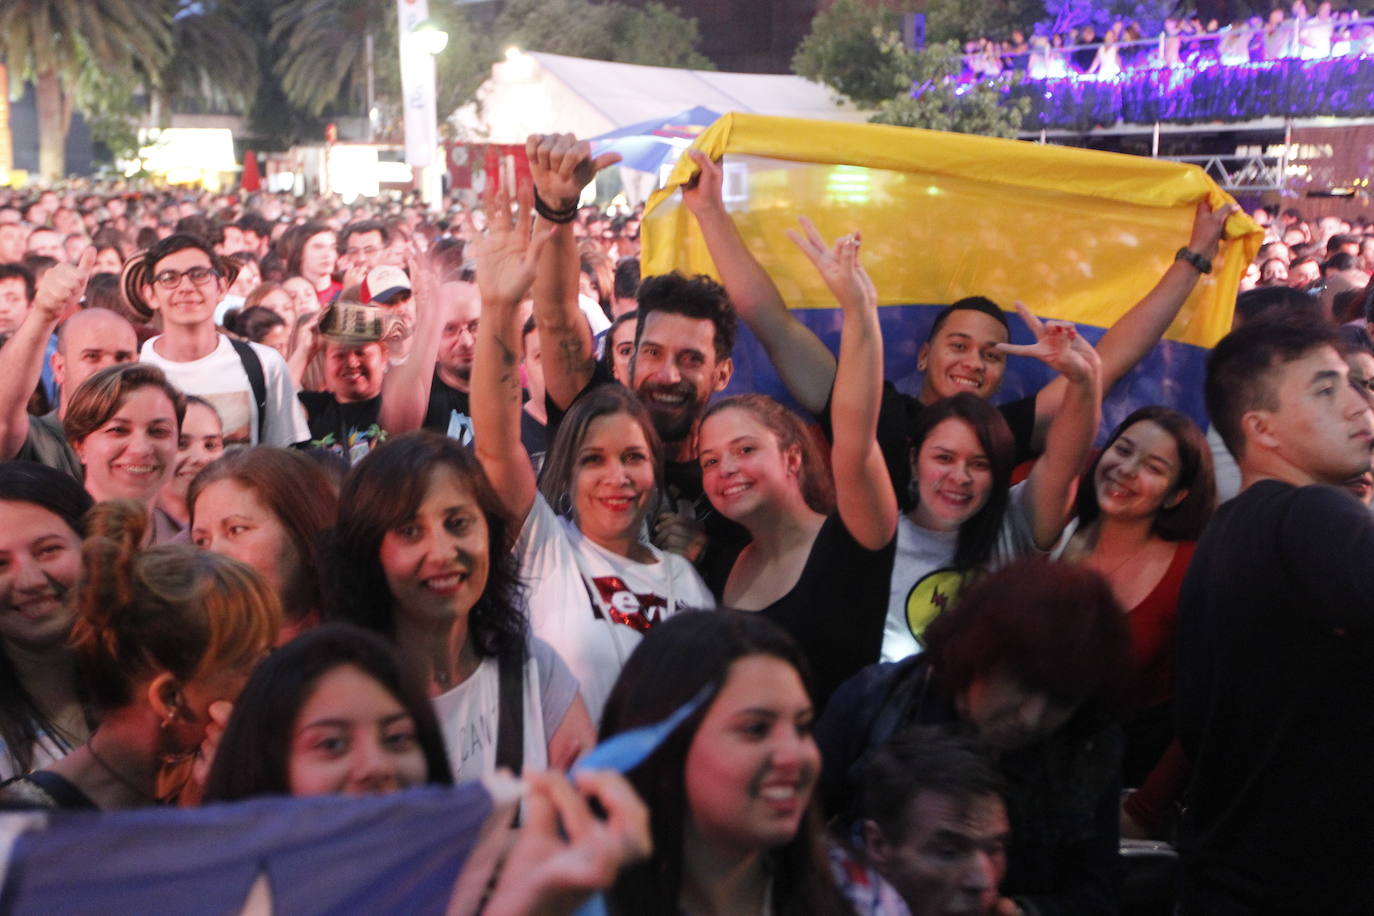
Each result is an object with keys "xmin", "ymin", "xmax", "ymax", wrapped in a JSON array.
[{"xmin": 1127, "ymin": 540, "xmax": 1195, "ymax": 711}]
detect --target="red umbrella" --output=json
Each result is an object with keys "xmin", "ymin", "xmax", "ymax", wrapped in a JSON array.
[{"xmin": 241, "ymin": 149, "xmax": 261, "ymax": 192}]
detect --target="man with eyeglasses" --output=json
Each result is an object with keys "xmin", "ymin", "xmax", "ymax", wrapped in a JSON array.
[
  {"xmin": 136, "ymin": 234, "xmax": 308, "ymax": 447},
  {"xmin": 338, "ymin": 219, "xmax": 390, "ymax": 288}
]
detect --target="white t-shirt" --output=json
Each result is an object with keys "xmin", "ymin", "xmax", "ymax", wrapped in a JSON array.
[
  {"xmin": 882, "ymin": 481, "xmax": 1041, "ymax": 662},
  {"xmin": 140, "ymin": 335, "xmax": 310, "ymax": 447},
  {"xmin": 431, "ymin": 636, "xmax": 580, "ymax": 785},
  {"xmin": 517, "ymin": 492, "xmax": 715, "ymax": 724}
]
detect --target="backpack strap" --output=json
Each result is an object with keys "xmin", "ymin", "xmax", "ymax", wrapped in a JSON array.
[
  {"xmin": 494, "ymin": 644, "xmax": 525, "ymax": 776},
  {"xmin": 229, "ymin": 338, "xmax": 268, "ymax": 443}
]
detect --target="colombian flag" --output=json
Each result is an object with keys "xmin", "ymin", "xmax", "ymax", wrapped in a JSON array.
[{"xmin": 642, "ymin": 113, "xmax": 1263, "ymax": 433}]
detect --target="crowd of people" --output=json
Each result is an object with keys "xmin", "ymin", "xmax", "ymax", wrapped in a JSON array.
[
  {"xmin": 0, "ymin": 132, "xmax": 1370, "ymax": 914},
  {"xmin": 963, "ymin": 1, "xmax": 1374, "ymax": 80}
]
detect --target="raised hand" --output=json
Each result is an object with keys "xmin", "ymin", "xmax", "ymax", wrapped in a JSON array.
[
  {"xmin": 653, "ymin": 498, "xmax": 708, "ymax": 562},
  {"xmin": 525, "ymin": 133, "xmax": 622, "ymax": 212},
  {"xmin": 1188, "ymin": 197, "xmax": 1242, "ymax": 259},
  {"xmin": 32, "ymin": 246, "xmax": 95, "ymax": 324},
  {"xmin": 471, "ymin": 185, "xmax": 556, "ymax": 311},
  {"xmin": 785, "ymin": 215, "xmax": 877, "ymax": 315},
  {"xmin": 995, "ymin": 301, "xmax": 1100, "ymax": 384},
  {"xmin": 483, "ymin": 769, "xmax": 652, "ymax": 916},
  {"xmin": 680, "ymin": 149, "xmax": 725, "ymax": 217}
]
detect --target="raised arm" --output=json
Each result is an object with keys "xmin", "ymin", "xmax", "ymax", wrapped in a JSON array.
[
  {"xmin": 999, "ymin": 303, "xmax": 1102, "ymax": 549},
  {"xmin": 469, "ymin": 188, "xmax": 555, "ymax": 523},
  {"xmin": 683, "ymin": 151, "xmax": 838, "ymax": 414},
  {"xmin": 1030, "ymin": 198, "xmax": 1236, "ymax": 449},
  {"xmin": 526, "ymin": 133, "xmax": 619, "ymax": 409},
  {"xmin": 786, "ymin": 218, "xmax": 897, "ymax": 549},
  {"xmin": 0, "ymin": 248, "xmax": 92, "ymax": 459},
  {"xmin": 379, "ymin": 252, "xmax": 444, "ymax": 434}
]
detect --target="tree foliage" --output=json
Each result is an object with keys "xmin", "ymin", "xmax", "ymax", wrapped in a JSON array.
[
  {"xmin": 924, "ymin": 0, "xmax": 1046, "ymax": 45},
  {"xmin": 794, "ymin": 0, "xmax": 1029, "ymax": 138},
  {"xmin": 0, "ymin": 0, "xmax": 175, "ymax": 179},
  {"xmin": 871, "ymin": 40, "xmax": 1030, "ymax": 138},
  {"xmin": 495, "ymin": 0, "xmax": 712, "ymax": 69}
]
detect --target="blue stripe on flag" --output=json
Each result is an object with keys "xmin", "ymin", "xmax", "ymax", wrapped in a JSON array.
[{"xmin": 720, "ymin": 304, "xmax": 1211, "ymax": 443}]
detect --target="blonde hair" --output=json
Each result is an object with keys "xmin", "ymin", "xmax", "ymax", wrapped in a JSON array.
[{"xmin": 73, "ymin": 500, "xmax": 281, "ymax": 712}]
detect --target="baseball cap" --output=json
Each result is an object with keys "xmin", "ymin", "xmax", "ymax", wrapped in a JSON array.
[{"xmin": 361, "ymin": 264, "xmax": 411, "ymax": 305}]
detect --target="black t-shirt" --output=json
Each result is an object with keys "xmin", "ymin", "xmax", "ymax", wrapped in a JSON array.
[
  {"xmin": 824, "ymin": 381, "xmax": 1037, "ymax": 509},
  {"xmin": 298, "ymin": 391, "xmax": 384, "ymax": 464},
  {"xmin": 1177, "ymin": 480, "xmax": 1374, "ymax": 911},
  {"xmin": 708, "ymin": 514, "xmax": 895, "ymax": 711},
  {"xmin": 520, "ymin": 408, "xmax": 548, "ymax": 475},
  {"xmin": 423, "ymin": 371, "xmax": 473, "ymax": 444}
]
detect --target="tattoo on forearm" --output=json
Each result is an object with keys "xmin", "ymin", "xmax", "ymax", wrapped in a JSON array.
[{"xmin": 557, "ymin": 337, "xmax": 594, "ymax": 377}]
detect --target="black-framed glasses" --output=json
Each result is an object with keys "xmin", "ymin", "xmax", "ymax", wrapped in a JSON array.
[{"xmin": 153, "ymin": 266, "xmax": 219, "ymax": 289}]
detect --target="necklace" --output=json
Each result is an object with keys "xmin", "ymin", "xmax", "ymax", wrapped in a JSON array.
[{"xmin": 85, "ymin": 735, "xmax": 156, "ymax": 805}]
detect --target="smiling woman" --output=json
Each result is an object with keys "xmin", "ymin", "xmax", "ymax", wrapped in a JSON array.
[
  {"xmin": 0, "ymin": 463, "xmax": 94, "ymax": 780},
  {"xmin": 62, "ymin": 362, "xmax": 186, "ymax": 544},
  {"xmin": 467, "ymin": 189, "xmax": 715, "ymax": 725},
  {"xmin": 599, "ymin": 610, "xmax": 851, "ymax": 915},
  {"xmin": 326, "ymin": 432, "xmax": 596, "ymax": 784}
]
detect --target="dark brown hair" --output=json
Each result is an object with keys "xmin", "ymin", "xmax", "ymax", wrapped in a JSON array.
[
  {"xmin": 326, "ymin": 432, "xmax": 526, "ymax": 659},
  {"xmin": 1075, "ymin": 406, "xmax": 1216, "ymax": 541},
  {"xmin": 189, "ymin": 447, "xmax": 339, "ymax": 621},
  {"xmin": 600, "ymin": 610, "xmax": 850, "ymax": 916}
]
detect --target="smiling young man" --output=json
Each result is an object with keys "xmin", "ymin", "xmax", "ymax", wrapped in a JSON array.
[
  {"xmin": 135, "ymin": 234, "xmax": 308, "ymax": 447},
  {"xmin": 297, "ymin": 302, "xmax": 390, "ymax": 464},
  {"xmin": 1177, "ymin": 313, "xmax": 1374, "ymax": 913}
]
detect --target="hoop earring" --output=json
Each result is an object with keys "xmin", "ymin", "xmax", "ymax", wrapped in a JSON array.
[{"xmin": 555, "ymin": 489, "xmax": 573, "ymax": 517}]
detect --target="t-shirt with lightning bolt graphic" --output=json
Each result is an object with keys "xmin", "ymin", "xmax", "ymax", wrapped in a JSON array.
[{"xmin": 882, "ymin": 480, "xmax": 1042, "ymax": 662}]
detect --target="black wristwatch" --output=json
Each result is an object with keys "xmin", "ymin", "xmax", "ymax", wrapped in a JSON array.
[{"xmin": 1174, "ymin": 246, "xmax": 1212, "ymax": 274}]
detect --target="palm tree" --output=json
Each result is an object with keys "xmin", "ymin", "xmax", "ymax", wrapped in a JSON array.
[
  {"xmin": 270, "ymin": 0, "xmax": 391, "ymax": 117},
  {"xmin": 158, "ymin": 1, "xmax": 262, "ymax": 120},
  {"xmin": 0, "ymin": 0, "xmax": 174, "ymax": 180}
]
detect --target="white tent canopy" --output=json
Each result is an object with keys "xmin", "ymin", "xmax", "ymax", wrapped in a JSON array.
[{"xmin": 451, "ymin": 50, "xmax": 867, "ymax": 144}]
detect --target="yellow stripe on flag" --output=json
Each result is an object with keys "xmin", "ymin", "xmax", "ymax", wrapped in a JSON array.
[{"xmin": 643, "ymin": 113, "xmax": 1262, "ymax": 349}]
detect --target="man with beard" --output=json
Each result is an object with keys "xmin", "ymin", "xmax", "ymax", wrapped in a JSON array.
[
  {"xmin": 421, "ymin": 278, "xmax": 483, "ymax": 444},
  {"xmin": 525, "ymin": 132, "xmax": 746, "ymax": 570}
]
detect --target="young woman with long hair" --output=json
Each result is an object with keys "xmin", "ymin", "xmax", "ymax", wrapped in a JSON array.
[
  {"xmin": 600, "ymin": 610, "xmax": 852, "ymax": 915},
  {"xmin": 468, "ymin": 189, "xmax": 713, "ymax": 723},
  {"xmin": 696, "ymin": 220, "xmax": 896, "ymax": 708},
  {"xmin": 204, "ymin": 623, "xmax": 650, "ymax": 916},
  {"xmin": 327, "ymin": 431, "xmax": 595, "ymax": 783},
  {"xmin": 0, "ymin": 463, "xmax": 94, "ymax": 779},
  {"xmin": 1057, "ymin": 405, "xmax": 1215, "ymax": 784}
]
